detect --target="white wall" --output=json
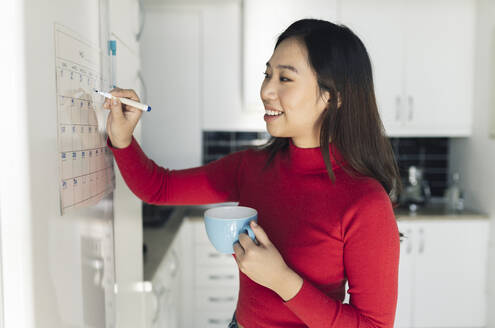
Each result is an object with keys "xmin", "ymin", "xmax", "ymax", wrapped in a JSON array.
[{"xmin": 449, "ymin": 0, "xmax": 495, "ymax": 326}]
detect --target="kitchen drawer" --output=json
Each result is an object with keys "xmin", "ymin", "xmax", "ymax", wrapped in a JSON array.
[
  {"xmin": 195, "ymin": 287, "xmax": 238, "ymax": 312},
  {"xmin": 194, "ymin": 311, "xmax": 235, "ymax": 328},
  {"xmin": 195, "ymin": 266, "xmax": 239, "ymax": 288},
  {"xmin": 195, "ymin": 244, "xmax": 236, "ymax": 267}
]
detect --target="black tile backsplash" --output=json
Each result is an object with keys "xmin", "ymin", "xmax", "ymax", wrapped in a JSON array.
[
  {"xmin": 203, "ymin": 132, "xmax": 449, "ymax": 197},
  {"xmin": 203, "ymin": 131, "xmax": 271, "ymax": 163},
  {"xmin": 390, "ymin": 138, "xmax": 449, "ymax": 197}
]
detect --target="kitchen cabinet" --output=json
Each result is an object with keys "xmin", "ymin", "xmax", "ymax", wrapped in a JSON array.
[
  {"xmin": 180, "ymin": 216, "xmax": 239, "ymax": 328},
  {"xmin": 109, "ymin": 0, "xmax": 142, "ymax": 54},
  {"xmin": 242, "ymin": 0, "xmax": 338, "ymax": 115},
  {"xmin": 201, "ymin": 0, "xmax": 266, "ymax": 131},
  {"xmin": 141, "ymin": 0, "xmax": 475, "ymax": 136},
  {"xmin": 140, "ymin": 6, "xmax": 202, "ymax": 168},
  {"xmin": 339, "ymin": 0, "xmax": 475, "ymax": 137},
  {"xmin": 395, "ymin": 219, "xmax": 489, "ymax": 328}
]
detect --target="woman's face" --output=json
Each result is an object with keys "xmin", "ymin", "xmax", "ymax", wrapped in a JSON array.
[{"xmin": 260, "ymin": 37, "xmax": 330, "ymax": 148}]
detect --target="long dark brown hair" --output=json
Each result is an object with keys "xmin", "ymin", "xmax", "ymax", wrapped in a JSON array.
[{"xmin": 253, "ymin": 18, "xmax": 402, "ymax": 201}]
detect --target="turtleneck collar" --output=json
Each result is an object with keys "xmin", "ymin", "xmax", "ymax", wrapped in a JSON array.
[{"xmin": 287, "ymin": 138, "xmax": 345, "ymax": 173}]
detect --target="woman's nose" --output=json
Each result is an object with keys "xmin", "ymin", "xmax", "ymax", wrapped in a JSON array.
[{"xmin": 260, "ymin": 79, "xmax": 277, "ymax": 102}]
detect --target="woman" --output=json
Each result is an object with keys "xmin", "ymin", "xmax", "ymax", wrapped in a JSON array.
[{"xmin": 104, "ymin": 19, "xmax": 402, "ymax": 328}]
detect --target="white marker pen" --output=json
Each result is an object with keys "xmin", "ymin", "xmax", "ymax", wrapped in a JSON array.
[{"xmin": 93, "ymin": 89, "xmax": 151, "ymax": 112}]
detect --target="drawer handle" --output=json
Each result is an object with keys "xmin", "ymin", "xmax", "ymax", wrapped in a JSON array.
[
  {"xmin": 208, "ymin": 318, "xmax": 231, "ymax": 324},
  {"xmin": 418, "ymin": 227, "xmax": 425, "ymax": 254},
  {"xmin": 408, "ymin": 96, "xmax": 414, "ymax": 121},
  {"xmin": 208, "ymin": 253, "xmax": 221, "ymax": 258},
  {"xmin": 395, "ymin": 96, "xmax": 402, "ymax": 122},
  {"xmin": 406, "ymin": 229, "xmax": 413, "ymax": 254},
  {"xmin": 208, "ymin": 274, "xmax": 235, "ymax": 280},
  {"xmin": 208, "ymin": 296, "xmax": 235, "ymax": 303}
]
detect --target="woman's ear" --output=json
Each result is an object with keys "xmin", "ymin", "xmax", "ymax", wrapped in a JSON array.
[
  {"xmin": 322, "ymin": 90, "xmax": 331, "ymax": 105},
  {"xmin": 324, "ymin": 91, "xmax": 342, "ymax": 109}
]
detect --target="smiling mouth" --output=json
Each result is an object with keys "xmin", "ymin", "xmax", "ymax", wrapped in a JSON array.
[{"xmin": 264, "ymin": 109, "xmax": 284, "ymax": 116}]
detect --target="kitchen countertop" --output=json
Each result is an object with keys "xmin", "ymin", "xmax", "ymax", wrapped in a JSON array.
[
  {"xmin": 143, "ymin": 203, "xmax": 489, "ymax": 280},
  {"xmin": 394, "ymin": 203, "xmax": 489, "ymax": 221}
]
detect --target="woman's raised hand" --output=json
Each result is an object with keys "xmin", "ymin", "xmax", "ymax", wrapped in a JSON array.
[{"xmin": 103, "ymin": 87, "xmax": 143, "ymax": 149}]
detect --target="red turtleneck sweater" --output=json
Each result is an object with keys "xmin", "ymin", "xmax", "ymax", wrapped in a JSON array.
[{"xmin": 107, "ymin": 136, "xmax": 400, "ymax": 328}]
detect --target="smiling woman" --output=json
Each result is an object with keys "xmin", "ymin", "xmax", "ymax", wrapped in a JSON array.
[
  {"xmin": 105, "ymin": 18, "xmax": 402, "ymax": 328},
  {"xmin": 225, "ymin": 19, "xmax": 401, "ymax": 327}
]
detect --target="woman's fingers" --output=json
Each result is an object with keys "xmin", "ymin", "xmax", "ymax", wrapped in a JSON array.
[
  {"xmin": 103, "ymin": 88, "xmax": 140, "ymax": 110},
  {"xmin": 109, "ymin": 88, "xmax": 140, "ymax": 102}
]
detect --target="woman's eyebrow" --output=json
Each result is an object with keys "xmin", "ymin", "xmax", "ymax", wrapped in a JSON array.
[{"xmin": 266, "ymin": 62, "xmax": 299, "ymax": 74}]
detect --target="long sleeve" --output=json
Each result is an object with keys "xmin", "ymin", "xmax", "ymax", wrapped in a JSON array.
[
  {"xmin": 107, "ymin": 136, "xmax": 246, "ymax": 205},
  {"xmin": 283, "ymin": 190, "xmax": 400, "ymax": 328}
]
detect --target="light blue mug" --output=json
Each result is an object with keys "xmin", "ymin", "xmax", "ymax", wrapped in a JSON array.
[{"xmin": 203, "ymin": 206, "xmax": 258, "ymax": 254}]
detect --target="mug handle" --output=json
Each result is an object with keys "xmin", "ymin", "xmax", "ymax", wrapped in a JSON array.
[{"xmin": 243, "ymin": 223, "xmax": 257, "ymax": 242}]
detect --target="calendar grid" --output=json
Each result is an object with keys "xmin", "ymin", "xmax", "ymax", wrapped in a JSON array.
[{"xmin": 55, "ymin": 25, "xmax": 115, "ymax": 214}]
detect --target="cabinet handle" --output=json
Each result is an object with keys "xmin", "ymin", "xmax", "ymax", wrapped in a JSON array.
[
  {"xmin": 418, "ymin": 227, "xmax": 425, "ymax": 254},
  {"xmin": 395, "ymin": 96, "xmax": 402, "ymax": 122},
  {"xmin": 208, "ymin": 252, "xmax": 221, "ymax": 258},
  {"xmin": 208, "ymin": 274, "xmax": 236, "ymax": 280},
  {"xmin": 408, "ymin": 96, "xmax": 414, "ymax": 121},
  {"xmin": 406, "ymin": 229, "xmax": 413, "ymax": 254},
  {"xmin": 151, "ymin": 284, "xmax": 170, "ymax": 324},
  {"xmin": 151, "ymin": 290, "xmax": 160, "ymax": 324},
  {"xmin": 208, "ymin": 296, "xmax": 235, "ymax": 303},
  {"xmin": 208, "ymin": 318, "xmax": 231, "ymax": 324},
  {"xmin": 83, "ymin": 257, "xmax": 105, "ymax": 287}
]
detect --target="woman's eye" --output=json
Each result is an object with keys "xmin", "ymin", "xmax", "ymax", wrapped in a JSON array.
[{"xmin": 263, "ymin": 72, "xmax": 290, "ymax": 82}]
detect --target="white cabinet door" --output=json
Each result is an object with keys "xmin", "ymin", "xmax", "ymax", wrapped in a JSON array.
[
  {"xmin": 404, "ymin": 0, "xmax": 475, "ymax": 136},
  {"xmin": 202, "ymin": 1, "xmax": 267, "ymax": 131},
  {"xmin": 338, "ymin": 0, "xmax": 405, "ymax": 136},
  {"xmin": 413, "ymin": 220, "xmax": 488, "ymax": 328},
  {"xmin": 395, "ymin": 221, "xmax": 415, "ymax": 328},
  {"xmin": 339, "ymin": 0, "xmax": 474, "ymax": 137},
  {"xmin": 243, "ymin": 0, "xmax": 338, "ymax": 113},
  {"xmin": 140, "ymin": 8, "xmax": 202, "ymax": 168}
]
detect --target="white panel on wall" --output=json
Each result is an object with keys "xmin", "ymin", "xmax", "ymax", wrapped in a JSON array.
[
  {"xmin": 0, "ymin": 0, "xmax": 119, "ymax": 327},
  {"xmin": 140, "ymin": 7, "xmax": 202, "ymax": 169}
]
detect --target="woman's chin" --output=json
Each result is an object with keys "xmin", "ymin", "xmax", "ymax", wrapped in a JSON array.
[
  {"xmin": 266, "ymin": 127, "xmax": 287, "ymax": 138},
  {"xmin": 266, "ymin": 126, "xmax": 278, "ymax": 136}
]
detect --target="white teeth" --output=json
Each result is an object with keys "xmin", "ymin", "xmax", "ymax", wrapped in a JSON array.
[{"xmin": 265, "ymin": 110, "xmax": 283, "ymax": 116}]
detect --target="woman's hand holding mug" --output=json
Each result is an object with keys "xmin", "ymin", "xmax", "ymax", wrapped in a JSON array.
[{"xmin": 103, "ymin": 87, "xmax": 143, "ymax": 149}]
